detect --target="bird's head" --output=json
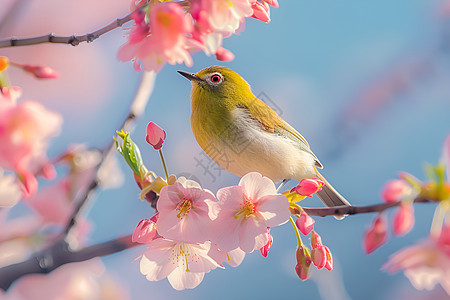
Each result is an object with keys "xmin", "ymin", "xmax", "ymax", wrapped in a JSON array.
[{"xmin": 177, "ymin": 66, "xmax": 254, "ymax": 106}]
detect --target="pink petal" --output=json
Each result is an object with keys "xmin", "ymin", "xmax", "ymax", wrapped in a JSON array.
[
  {"xmin": 238, "ymin": 216, "xmax": 268, "ymax": 253},
  {"xmin": 240, "ymin": 172, "xmax": 277, "ymax": 200},
  {"xmin": 260, "ymin": 232, "xmax": 273, "ymax": 257},
  {"xmin": 251, "ymin": 1, "xmax": 271, "ymax": 23},
  {"xmin": 257, "ymin": 194, "xmax": 290, "ymax": 227},
  {"xmin": 167, "ymin": 268, "xmax": 204, "ymax": 291}
]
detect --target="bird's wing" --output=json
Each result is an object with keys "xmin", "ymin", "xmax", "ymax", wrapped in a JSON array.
[{"xmin": 242, "ymin": 98, "xmax": 323, "ymax": 169}]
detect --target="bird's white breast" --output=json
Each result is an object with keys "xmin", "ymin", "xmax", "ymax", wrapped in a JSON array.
[{"xmin": 206, "ymin": 107, "xmax": 317, "ymax": 183}]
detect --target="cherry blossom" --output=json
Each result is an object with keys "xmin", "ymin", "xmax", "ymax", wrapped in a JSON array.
[
  {"xmin": 212, "ymin": 172, "xmax": 290, "ymax": 253},
  {"xmin": 139, "ymin": 238, "xmax": 221, "ymax": 290},
  {"xmin": 383, "ymin": 225, "xmax": 450, "ymax": 295},
  {"xmin": 118, "ymin": 3, "xmax": 193, "ymax": 72},
  {"xmin": 0, "ymin": 87, "xmax": 62, "ymax": 196},
  {"xmin": 156, "ymin": 178, "xmax": 218, "ymax": 244}
]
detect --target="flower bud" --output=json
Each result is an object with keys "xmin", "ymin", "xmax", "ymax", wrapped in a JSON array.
[
  {"xmin": 295, "ymin": 210, "xmax": 315, "ymax": 235},
  {"xmin": 392, "ymin": 204, "xmax": 414, "ymax": 236},
  {"xmin": 295, "ymin": 245, "xmax": 312, "ymax": 281},
  {"xmin": 291, "ymin": 178, "xmax": 324, "ymax": 197},
  {"xmin": 146, "ymin": 122, "xmax": 166, "ymax": 150},
  {"xmin": 364, "ymin": 214, "xmax": 388, "ymax": 254}
]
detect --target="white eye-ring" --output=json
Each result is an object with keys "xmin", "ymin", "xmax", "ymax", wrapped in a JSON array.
[{"xmin": 207, "ymin": 73, "xmax": 224, "ymax": 85}]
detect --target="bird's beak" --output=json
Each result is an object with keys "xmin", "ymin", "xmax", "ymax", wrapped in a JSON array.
[{"xmin": 177, "ymin": 70, "xmax": 204, "ymax": 82}]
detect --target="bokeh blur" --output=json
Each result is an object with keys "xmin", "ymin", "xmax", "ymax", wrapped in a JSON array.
[{"xmin": 1, "ymin": 0, "xmax": 450, "ymax": 299}]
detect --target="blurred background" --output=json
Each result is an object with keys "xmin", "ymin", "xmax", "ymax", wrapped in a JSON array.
[{"xmin": 1, "ymin": 0, "xmax": 450, "ymax": 299}]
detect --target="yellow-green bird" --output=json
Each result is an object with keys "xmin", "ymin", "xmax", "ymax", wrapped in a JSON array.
[{"xmin": 178, "ymin": 66, "xmax": 350, "ymax": 208}]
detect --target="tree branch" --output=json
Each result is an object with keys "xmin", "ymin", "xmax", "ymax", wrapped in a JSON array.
[
  {"xmin": 303, "ymin": 196, "xmax": 433, "ymax": 217},
  {"xmin": 63, "ymin": 71, "xmax": 156, "ymax": 235},
  {"xmin": 0, "ymin": 234, "xmax": 138, "ymax": 291},
  {"xmin": 0, "ymin": 12, "xmax": 133, "ymax": 48}
]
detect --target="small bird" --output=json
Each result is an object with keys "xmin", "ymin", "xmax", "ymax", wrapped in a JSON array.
[{"xmin": 178, "ymin": 66, "xmax": 350, "ymax": 208}]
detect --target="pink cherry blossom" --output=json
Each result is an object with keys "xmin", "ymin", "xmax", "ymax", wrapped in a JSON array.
[
  {"xmin": 118, "ymin": 2, "xmax": 193, "ymax": 72},
  {"xmin": 212, "ymin": 172, "xmax": 290, "ymax": 253},
  {"xmin": 392, "ymin": 204, "xmax": 414, "ymax": 236},
  {"xmin": 383, "ymin": 225, "xmax": 450, "ymax": 295},
  {"xmin": 191, "ymin": 0, "xmax": 254, "ymax": 34},
  {"xmin": 291, "ymin": 178, "xmax": 324, "ymax": 197},
  {"xmin": 0, "ymin": 87, "xmax": 62, "ymax": 196},
  {"xmin": 364, "ymin": 214, "xmax": 388, "ymax": 254},
  {"xmin": 381, "ymin": 179, "xmax": 413, "ymax": 203},
  {"xmin": 156, "ymin": 178, "xmax": 218, "ymax": 244},
  {"xmin": 296, "ymin": 210, "xmax": 315, "ymax": 235},
  {"xmin": 139, "ymin": 238, "xmax": 221, "ymax": 290},
  {"xmin": 132, "ymin": 214, "xmax": 158, "ymax": 244},
  {"xmin": 145, "ymin": 122, "xmax": 166, "ymax": 150}
]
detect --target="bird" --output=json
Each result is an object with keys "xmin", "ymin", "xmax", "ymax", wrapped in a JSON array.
[{"xmin": 177, "ymin": 66, "xmax": 350, "ymax": 208}]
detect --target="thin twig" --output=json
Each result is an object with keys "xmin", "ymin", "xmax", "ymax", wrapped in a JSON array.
[
  {"xmin": 0, "ymin": 12, "xmax": 133, "ymax": 48},
  {"xmin": 303, "ymin": 197, "xmax": 433, "ymax": 217}
]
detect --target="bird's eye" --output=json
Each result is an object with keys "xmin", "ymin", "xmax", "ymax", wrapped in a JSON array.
[{"xmin": 209, "ymin": 73, "xmax": 223, "ymax": 84}]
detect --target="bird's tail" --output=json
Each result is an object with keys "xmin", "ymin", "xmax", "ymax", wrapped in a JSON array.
[{"xmin": 315, "ymin": 172, "xmax": 351, "ymax": 208}]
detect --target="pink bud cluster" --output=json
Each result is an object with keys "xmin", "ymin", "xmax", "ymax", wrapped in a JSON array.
[{"xmin": 364, "ymin": 178, "xmax": 416, "ymax": 254}]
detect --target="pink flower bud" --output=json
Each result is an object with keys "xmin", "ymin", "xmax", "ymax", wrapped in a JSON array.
[
  {"xmin": 23, "ymin": 65, "xmax": 59, "ymax": 79},
  {"xmin": 291, "ymin": 178, "xmax": 324, "ymax": 197},
  {"xmin": 132, "ymin": 215, "xmax": 158, "ymax": 244},
  {"xmin": 392, "ymin": 204, "xmax": 414, "ymax": 236},
  {"xmin": 310, "ymin": 230, "xmax": 323, "ymax": 248},
  {"xmin": 311, "ymin": 246, "xmax": 327, "ymax": 269},
  {"xmin": 215, "ymin": 47, "xmax": 235, "ymax": 62},
  {"xmin": 146, "ymin": 122, "xmax": 166, "ymax": 150},
  {"xmin": 381, "ymin": 179, "xmax": 412, "ymax": 203},
  {"xmin": 363, "ymin": 214, "xmax": 388, "ymax": 254},
  {"xmin": 260, "ymin": 228, "xmax": 273, "ymax": 257},
  {"xmin": 295, "ymin": 246, "xmax": 312, "ymax": 281},
  {"xmin": 251, "ymin": 1, "xmax": 271, "ymax": 23},
  {"xmin": 296, "ymin": 211, "xmax": 315, "ymax": 235}
]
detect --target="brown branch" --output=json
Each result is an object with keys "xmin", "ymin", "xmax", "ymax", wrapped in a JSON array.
[
  {"xmin": 303, "ymin": 196, "xmax": 433, "ymax": 217},
  {"xmin": 0, "ymin": 12, "xmax": 133, "ymax": 48},
  {"xmin": 0, "ymin": 235, "xmax": 138, "ymax": 291},
  {"xmin": 63, "ymin": 71, "xmax": 156, "ymax": 235}
]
